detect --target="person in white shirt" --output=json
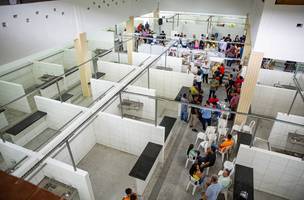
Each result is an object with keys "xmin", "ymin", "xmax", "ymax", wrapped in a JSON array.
[
  {"xmin": 219, "ymin": 37, "xmax": 227, "ymax": 52},
  {"xmin": 202, "ymin": 60, "xmax": 210, "ymax": 84},
  {"xmin": 181, "ymin": 35, "xmax": 188, "ymax": 48}
]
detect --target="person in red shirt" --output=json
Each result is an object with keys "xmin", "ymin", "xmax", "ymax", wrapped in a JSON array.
[
  {"xmin": 219, "ymin": 63, "xmax": 225, "ymax": 85},
  {"xmin": 234, "ymin": 75, "xmax": 244, "ymax": 86},
  {"xmin": 208, "ymin": 94, "xmax": 219, "ymax": 104}
]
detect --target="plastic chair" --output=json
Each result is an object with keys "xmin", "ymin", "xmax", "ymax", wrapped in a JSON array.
[
  {"xmin": 219, "ymin": 146, "xmax": 232, "ymax": 163},
  {"xmin": 221, "ymin": 188, "xmax": 229, "ymax": 200},
  {"xmin": 217, "ymin": 118, "xmax": 228, "ymax": 129},
  {"xmin": 199, "ymin": 134, "xmax": 217, "ymax": 152},
  {"xmin": 217, "ymin": 127, "xmax": 228, "ymax": 142},
  {"xmin": 186, "ymin": 176, "xmax": 199, "ymax": 195},
  {"xmin": 195, "ymin": 132, "xmax": 207, "ymax": 145},
  {"xmin": 242, "ymin": 120, "xmax": 256, "ymax": 133},
  {"xmin": 185, "ymin": 154, "xmax": 196, "ymax": 168},
  {"xmin": 195, "ymin": 126, "xmax": 216, "ymax": 146},
  {"xmin": 231, "ymin": 121, "xmax": 245, "ymax": 134}
]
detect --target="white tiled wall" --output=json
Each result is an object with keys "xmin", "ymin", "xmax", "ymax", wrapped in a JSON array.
[
  {"xmin": 269, "ymin": 113, "xmax": 304, "ymax": 154},
  {"xmin": 32, "ymin": 61, "xmax": 65, "ymax": 84},
  {"xmin": 90, "ymin": 79, "xmax": 118, "ymax": 101},
  {"xmin": 236, "ymin": 145, "xmax": 304, "ymax": 200},
  {"xmin": 258, "ymin": 69, "xmax": 294, "ymax": 86},
  {"xmin": 138, "ymin": 44, "xmax": 165, "ymax": 55},
  {"xmin": 27, "ymin": 156, "xmax": 95, "ymax": 200},
  {"xmin": 0, "ymin": 140, "xmax": 30, "ymax": 168},
  {"xmin": 122, "ymin": 85, "xmax": 156, "ymax": 120},
  {"xmin": 133, "ymin": 52, "xmax": 183, "ymax": 72},
  {"xmin": 0, "ymin": 80, "xmax": 31, "ymax": 113},
  {"xmin": 35, "ymin": 96, "xmax": 86, "ymax": 130},
  {"xmin": 94, "ymin": 112, "xmax": 165, "ymax": 156},
  {"xmin": 132, "ymin": 52, "xmax": 156, "ymax": 66},
  {"xmin": 133, "ymin": 68, "xmax": 194, "ymax": 99},
  {"xmin": 97, "ymin": 61, "xmax": 136, "ymax": 82},
  {"xmin": 251, "ymin": 84, "xmax": 304, "ymax": 117},
  {"xmin": 63, "ymin": 49, "xmax": 77, "ymax": 69},
  {"xmin": 53, "ymin": 122, "xmax": 96, "ymax": 166},
  {"xmin": 0, "ymin": 64, "xmax": 36, "ymax": 90}
]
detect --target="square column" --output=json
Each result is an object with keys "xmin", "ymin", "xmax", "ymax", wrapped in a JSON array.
[
  {"xmin": 74, "ymin": 32, "xmax": 92, "ymax": 97},
  {"xmin": 235, "ymin": 51, "xmax": 264, "ymax": 125},
  {"xmin": 126, "ymin": 16, "xmax": 134, "ymax": 65}
]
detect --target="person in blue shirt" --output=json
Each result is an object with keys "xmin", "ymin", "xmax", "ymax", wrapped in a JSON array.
[
  {"xmin": 204, "ymin": 175, "xmax": 223, "ymax": 200},
  {"xmin": 200, "ymin": 101, "xmax": 212, "ymax": 131},
  {"xmin": 180, "ymin": 93, "xmax": 189, "ymax": 122}
]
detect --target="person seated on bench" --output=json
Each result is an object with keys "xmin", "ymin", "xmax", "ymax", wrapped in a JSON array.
[
  {"xmin": 189, "ymin": 163, "xmax": 205, "ymax": 185},
  {"xmin": 198, "ymin": 146, "xmax": 216, "ymax": 171},
  {"xmin": 218, "ymin": 134, "xmax": 234, "ymax": 152},
  {"xmin": 218, "ymin": 169, "xmax": 232, "ymax": 189}
]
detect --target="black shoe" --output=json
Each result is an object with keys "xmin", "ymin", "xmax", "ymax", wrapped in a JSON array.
[{"xmin": 192, "ymin": 129, "xmax": 198, "ymax": 132}]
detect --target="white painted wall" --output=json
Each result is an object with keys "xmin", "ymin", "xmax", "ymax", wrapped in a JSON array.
[
  {"xmin": 257, "ymin": 69, "xmax": 294, "ymax": 86},
  {"xmin": 269, "ymin": 113, "xmax": 304, "ymax": 154},
  {"xmin": 160, "ymin": 0, "xmax": 251, "ymax": 16},
  {"xmin": 0, "ymin": 80, "xmax": 31, "ymax": 113},
  {"xmin": 251, "ymin": 84, "xmax": 304, "ymax": 117},
  {"xmin": 253, "ymin": 0, "xmax": 304, "ymax": 62},
  {"xmin": 249, "ymin": 0, "xmax": 265, "ymax": 48},
  {"xmin": 34, "ymin": 96, "xmax": 87, "ymax": 130},
  {"xmin": 94, "ymin": 112, "xmax": 165, "ymax": 156},
  {"xmin": 0, "ymin": 0, "xmax": 156, "ymax": 65},
  {"xmin": 236, "ymin": 144, "xmax": 304, "ymax": 200}
]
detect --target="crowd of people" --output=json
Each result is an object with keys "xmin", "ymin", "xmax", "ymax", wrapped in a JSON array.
[
  {"xmin": 186, "ymin": 132, "xmax": 235, "ymax": 200},
  {"xmin": 181, "ymin": 57, "xmax": 244, "ymax": 132}
]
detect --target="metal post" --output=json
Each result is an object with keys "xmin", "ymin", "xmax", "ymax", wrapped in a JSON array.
[
  {"xmin": 119, "ymin": 92, "xmax": 124, "ymax": 118},
  {"xmin": 177, "ymin": 13, "xmax": 179, "ymax": 27},
  {"xmin": 92, "ymin": 57, "xmax": 98, "ymax": 78},
  {"xmin": 117, "ymin": 49, "xmax": 121, "ymax": 63},
  {"xmin": 288, "ymin": 90, "xmax": 298, "ymax": 115},
  {"xmin": 147, "ymin": 68, "xmax": 150, "ymax": 89},
  {"xmin": 172, "ymin": 15, "xmax": 175, "ymax": 30},
  {"xmin": 250, "ymin": 118, "xmax": 259, "ymax": 148},
  {"xmin": 164, "ymin": 50, "xmax": 168, "ymax": 69},
  {"xmin": 154, "ymin": 98, "xmax": 158, "ymax": 126},
  {"xmin": 66, "ymin": 141, "xmax": 77, "ymax": 171},
  {"xmin": 56, "ymin": 81, "xmax": 63, "ymax": 102}
]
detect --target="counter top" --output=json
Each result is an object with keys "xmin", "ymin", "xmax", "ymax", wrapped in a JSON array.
[
  {"xmin": 129, "ymin": 142, "xmax": 162, "ymax": 181},
  {"xmin": 233, "ymin": 164, "xmax": 254, "ymax": 200}
]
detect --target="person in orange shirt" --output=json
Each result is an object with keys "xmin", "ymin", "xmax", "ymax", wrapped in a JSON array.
[
  {"xmin": 122, "ymin": 188, "xmax": 132, "ymax": 200},
  {"xmin": 219, "ymin": 134, "xmax": 234, "ymax": 152}
]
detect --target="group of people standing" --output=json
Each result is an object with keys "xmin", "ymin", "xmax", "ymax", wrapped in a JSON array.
[{"xmin": 180, "ymin": 58, "xmax": 244, "ymax": 131}]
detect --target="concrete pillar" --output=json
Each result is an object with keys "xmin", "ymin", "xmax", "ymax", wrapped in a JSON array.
[
  {"xmin": 126, "ymin": 16, "xmax": 134, "ymax": 65},
  {"xmin": 235, "ymin": 51, "xmax": 264, "ymax": 125},
  {"xmin": 74, "ymin": 32, "xmax": 92, "ymax": 97}
]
